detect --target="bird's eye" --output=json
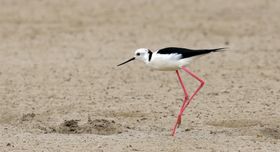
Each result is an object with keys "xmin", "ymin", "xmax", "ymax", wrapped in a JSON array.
[{"xmin": 136, "ymin": 53, "xmax": 140, "ymax": 56}]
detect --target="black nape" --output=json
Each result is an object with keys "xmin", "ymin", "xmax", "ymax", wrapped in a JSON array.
[{"xmin": 148, "ymin": 50, "xmax": 153, "ymax": 61}]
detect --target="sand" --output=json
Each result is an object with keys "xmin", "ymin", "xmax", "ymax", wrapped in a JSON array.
[{"xmin": 0, "ymin": 0, "xmax": 280, "ymax": 151}]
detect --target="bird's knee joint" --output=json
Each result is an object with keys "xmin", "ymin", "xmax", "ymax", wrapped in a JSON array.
[{"xmin": 200, "ymin": 81, "xmax": 205, "ymax": 86}]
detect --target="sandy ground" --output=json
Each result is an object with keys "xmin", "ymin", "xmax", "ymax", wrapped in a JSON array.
[{"xmin": 0, "ymin": 0, "xmax": 280, "ymax": 151}]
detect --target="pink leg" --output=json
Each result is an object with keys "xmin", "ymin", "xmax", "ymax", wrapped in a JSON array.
[
  {"xmin": 172, "ymin": 70, "xmax": 189, "ymax": 136},
  {"xmin": 180, "ymin": 66, "xmax": 205, "ymax": 112},
  {"xmin": 172, "ymin": 66, "xmax": 205, "ymax": 136}
]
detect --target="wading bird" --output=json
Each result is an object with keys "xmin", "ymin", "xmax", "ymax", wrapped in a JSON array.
[{"xmin": 117, "ymin": 47, "xmax": 225, "ymax": 136}]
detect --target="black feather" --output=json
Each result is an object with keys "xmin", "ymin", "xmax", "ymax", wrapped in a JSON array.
[
  {"xmin": 157, "ymin": 47, "xmax": 225, "ymax": 59},
  {"xmin": 148, "ymin": 50, "xmax": 153, "ymax": 61}
]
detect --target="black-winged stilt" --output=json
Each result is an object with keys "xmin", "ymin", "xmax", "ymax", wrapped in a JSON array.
[{"xmin": 117, "ymin": 47, "xmax": 225, "ymax": 136}]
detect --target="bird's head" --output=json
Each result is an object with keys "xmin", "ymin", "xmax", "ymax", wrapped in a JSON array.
[{"xmin": 117, "ymin": 48, "xmax": 152, "ymax": 66}]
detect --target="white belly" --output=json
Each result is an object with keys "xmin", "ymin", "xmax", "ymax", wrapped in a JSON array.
[{"xmin": 147, "ymin": 54, "xmax": 192, "ymax": 71}]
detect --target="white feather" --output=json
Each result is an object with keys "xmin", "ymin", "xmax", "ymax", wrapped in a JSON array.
[{"xmin": 147, "ymin": 53, "xmax": 192, "ymax": 71}]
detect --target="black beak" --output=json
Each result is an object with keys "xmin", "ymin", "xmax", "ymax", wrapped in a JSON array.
[{"xmin": 117, "ymin": 57, "xmax": 135, "ymax": 66}]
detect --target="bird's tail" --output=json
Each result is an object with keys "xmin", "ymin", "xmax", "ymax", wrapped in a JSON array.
[
  {"xmin": 210, "ymin": 47, "xmax": 227, "ymax": 52},
  {"xmin": 188, "ymin": 47, "xmax": 227, "ymax": 58}
]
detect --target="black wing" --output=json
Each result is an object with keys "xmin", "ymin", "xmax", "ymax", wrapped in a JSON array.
[{"xmin": 157, "ymin": 47, "xmax": 225, "ymax": 59}]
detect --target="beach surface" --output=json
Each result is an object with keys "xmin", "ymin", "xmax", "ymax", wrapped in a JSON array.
[{"xmin": 0, "ymin": 0, "xmax": 280, "ymax": 151}]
